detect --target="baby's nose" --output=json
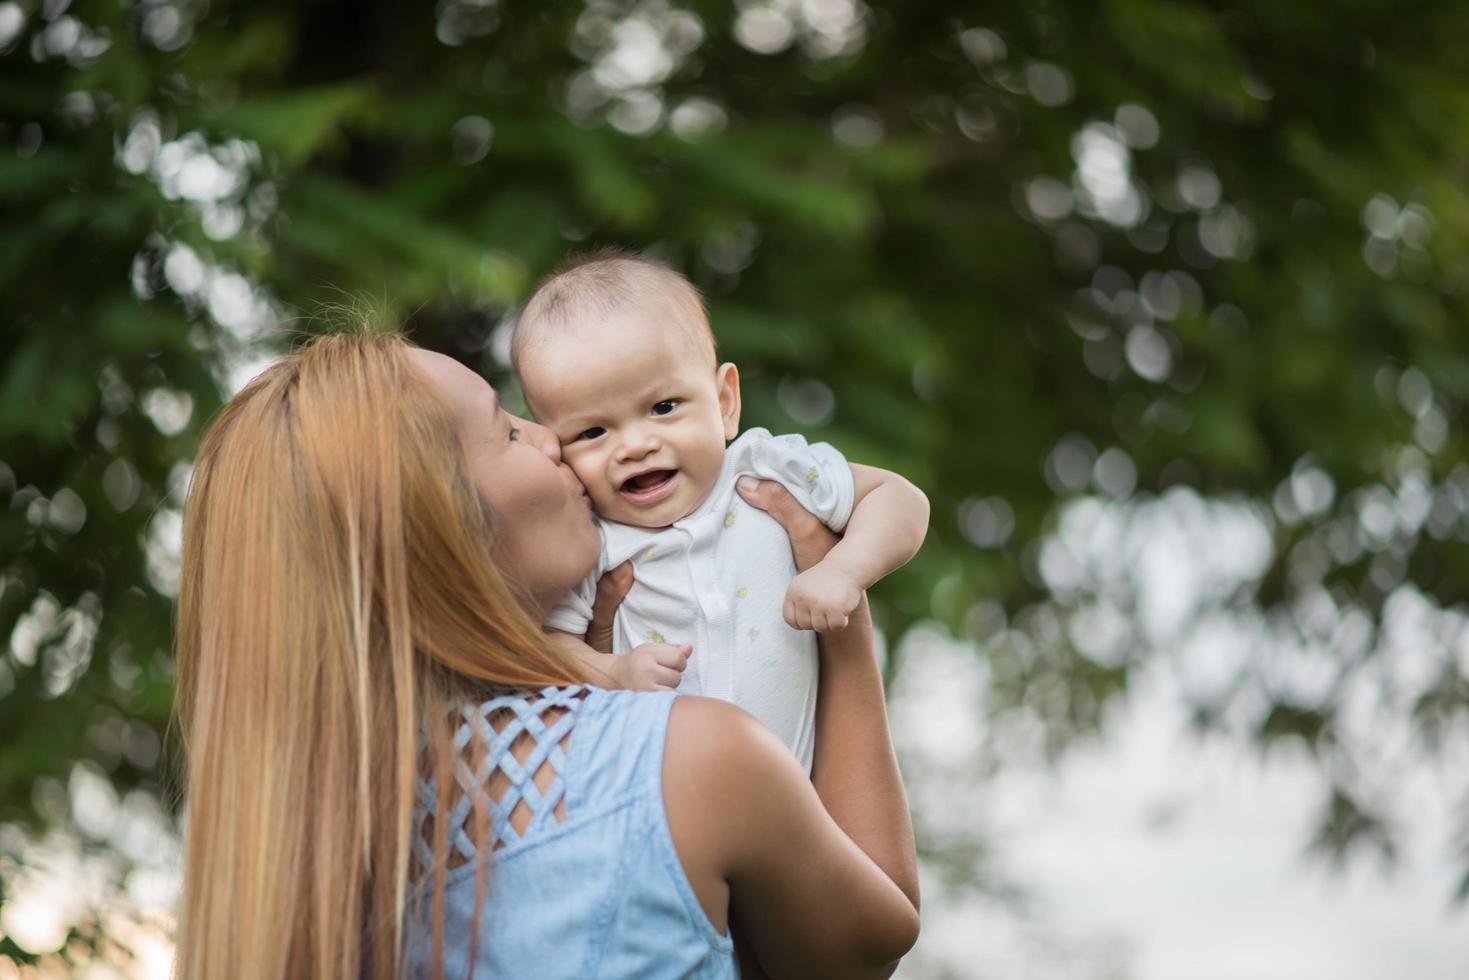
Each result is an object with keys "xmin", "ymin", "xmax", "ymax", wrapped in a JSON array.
[{"xmin": 618, "ymin": 425, "xmax": 659, "ymax": 458}]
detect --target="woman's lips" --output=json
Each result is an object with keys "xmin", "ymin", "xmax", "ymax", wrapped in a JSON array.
[
  {"xmin": 565, "ymin": 470, "xmax": 593, "ymax": 506},
  {"xmin": 619, "ymin": 469, "xmax": 678, "ymax": 506}
]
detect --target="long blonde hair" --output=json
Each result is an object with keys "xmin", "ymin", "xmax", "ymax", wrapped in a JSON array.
[{"xmin": 174, "ymin": 331, "xmax": 582, "ymax": 979}]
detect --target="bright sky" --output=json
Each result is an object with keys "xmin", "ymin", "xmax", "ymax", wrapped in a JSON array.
[{"xmin": 891, "ymin": 491, "xmax": 1469, "ymax": 980}]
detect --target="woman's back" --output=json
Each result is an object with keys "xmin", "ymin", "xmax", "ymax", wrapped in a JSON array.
[{"xmin": 407, "ymin": 685, "xmax": 736, "ymax": 979}]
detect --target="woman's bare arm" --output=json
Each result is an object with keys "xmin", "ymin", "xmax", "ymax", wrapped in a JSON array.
[
  {"xmin": 661, "ymin": 478, "xmax": 920, "ymax": 979},
  {"xmin": 666, "ymin": 697, "xmax": 919, "ymax": 979}
]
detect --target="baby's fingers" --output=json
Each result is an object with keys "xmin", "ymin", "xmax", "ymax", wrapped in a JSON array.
[
  {"xmin": 653, "ymin": 664, "xmax": 686, "ymax": 690},
  {"xmin": 815, "ymin": 610, "xmax": 849, "ymax": 633},
  {"xmin": 654, "ymin": 643, "xmax": 692, "ymax": 671}
]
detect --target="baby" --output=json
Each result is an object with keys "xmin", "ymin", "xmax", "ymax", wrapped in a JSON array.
[{"xmin": 513, "ymin": 252, "xmax": 928, "ymax": 771}]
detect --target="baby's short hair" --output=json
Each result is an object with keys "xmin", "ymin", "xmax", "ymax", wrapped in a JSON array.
[{"xmin": 512, "ymin": 249, "xmax": 717, "ymax": 372}]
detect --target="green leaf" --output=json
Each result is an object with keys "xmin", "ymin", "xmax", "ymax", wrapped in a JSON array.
[{"xmin": 198, "ymin": 83, "xmax": 374, "ymax": 167}]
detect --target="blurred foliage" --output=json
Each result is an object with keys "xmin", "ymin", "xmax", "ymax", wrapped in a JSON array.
[{"xmin": 4, "ymin": 0, "xmax": 1469, "ymax": 949}]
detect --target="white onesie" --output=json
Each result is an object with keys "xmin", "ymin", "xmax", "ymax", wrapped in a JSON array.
[{"xmin": 545, "ymin": 427, "xmax": 855, "ymax": 772}]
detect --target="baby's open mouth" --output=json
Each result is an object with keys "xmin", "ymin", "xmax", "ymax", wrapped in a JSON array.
[{"xmin": 620, "ymin": 469, "xmax": 676, "ymax": 495}]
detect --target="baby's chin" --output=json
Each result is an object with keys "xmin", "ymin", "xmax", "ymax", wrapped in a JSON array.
[
  {"xmin": 598, "ymin": 498, "xmax": 683, "ymax": 530},
  {"xmin": 610, "ymin": 511, "xmax": 676, "ymax": 530}
]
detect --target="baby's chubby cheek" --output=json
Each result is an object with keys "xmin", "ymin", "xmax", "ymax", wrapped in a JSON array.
[{"xmin": 566, "ymin": 455, "xmax": 615, "ymax": 514}]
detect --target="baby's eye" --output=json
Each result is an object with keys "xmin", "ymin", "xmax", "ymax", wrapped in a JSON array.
[
  {"xmin": 576, "ymin": 426, "xmax": 606, "ymax": 442},
  {"xmin": 651, "ymin": 400, "xmax": 677, "ymax": 416},
  {"xmin": 508, "ymin": 426, "xmax": 521, "ymax": 442}
]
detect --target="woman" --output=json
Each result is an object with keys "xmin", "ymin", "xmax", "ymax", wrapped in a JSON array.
[{"xmin": 174, "ymin": 331, "xmax": 919, "ymax": 978}]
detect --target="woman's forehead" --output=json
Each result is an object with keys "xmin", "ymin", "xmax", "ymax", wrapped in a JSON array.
[{"xmin": 407, "ymin": 348, "xmax": 497, "ymax": 417}]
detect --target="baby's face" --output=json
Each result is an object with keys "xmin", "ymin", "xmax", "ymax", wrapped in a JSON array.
[{"xmin": 518, "ymin": 309, "xmax": 739, "ymax": 529}]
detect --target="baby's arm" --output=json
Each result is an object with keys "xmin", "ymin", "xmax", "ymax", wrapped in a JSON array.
[
  {"xmin": 546, "ymin": 561, "xmax": 690, "ymax": 690},
  {"xmin": 783, "ymin": 463, "xmax": 929, "ymax": 632},
  {"xmin": 547, "ymin": 628, "xmax": 691, "ymax": 692}
]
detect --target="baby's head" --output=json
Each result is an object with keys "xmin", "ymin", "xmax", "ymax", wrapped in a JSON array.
[{"xmin": 513, "ymin": 252, "xmax": 740, "ymax": 529}]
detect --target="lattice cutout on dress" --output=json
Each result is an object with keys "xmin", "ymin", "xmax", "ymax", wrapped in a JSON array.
[{"xmin": 414, "ymin": 686, "xmax": 589, "ymax": 873}]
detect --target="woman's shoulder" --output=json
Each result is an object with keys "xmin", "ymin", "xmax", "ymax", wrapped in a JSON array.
[
  {"xmin": 572, "ymin": 691, "xmax": 792, "ymax": 818},
  {"xmin": 458, "ymin": 687, "xmax": 790, "ymax": 813},
  {"xmin": 663, "ymin": 696, "xmax": 810, "ymax": 848},
  {"xmin": 664, "ymin": 696, "xmax": 797, "ymax": 788},
  {"xmin": 459, "ymin": 686, "xmax": 776, "ymax": 773}
]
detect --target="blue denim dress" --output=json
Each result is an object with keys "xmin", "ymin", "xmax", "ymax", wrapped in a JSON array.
[{"xmin": 405, "ymin": 685, "xmax": 738, "ymax": 979}]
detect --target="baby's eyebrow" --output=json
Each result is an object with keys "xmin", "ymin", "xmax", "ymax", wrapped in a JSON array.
[
  {"xmin": 551, "ymin": 410, "xmax": 594, "ymax": 430},
  {"xmin": 549, "ymin": 413, "xmax": 603, "ymax": 440}
]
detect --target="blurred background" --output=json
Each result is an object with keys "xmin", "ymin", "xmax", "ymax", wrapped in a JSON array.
[{"xmin": 3, "ymin": 0, "xmax": 1468, "ymax": 976}]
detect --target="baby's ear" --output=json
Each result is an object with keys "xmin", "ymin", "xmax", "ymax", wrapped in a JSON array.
[{"xmin": 716, "ymin": 362, "xmax": 741, "ymax": 440}]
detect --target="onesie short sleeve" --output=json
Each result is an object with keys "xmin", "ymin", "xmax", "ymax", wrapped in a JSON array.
[
  {"xmin": 735, "ymin": 428, "xmax": 856, "ymax": 533},
  {"xmin": 544, "ymin": 566, "xmax": 598, "ymax": 635}
]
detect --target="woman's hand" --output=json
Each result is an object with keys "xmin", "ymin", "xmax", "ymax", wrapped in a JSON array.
[
  {"xmin": 736, "ymin": 476, "xmax": 839, "ymax": 572},
  {"xmin": 584, "ymin": 479, "xmax": 837, "ymax": 652},
  {"xmin": 584, "ymin": 561, "xmax": 634, "ymax": 653}
]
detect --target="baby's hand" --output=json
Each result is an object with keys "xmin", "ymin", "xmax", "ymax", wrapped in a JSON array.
[
  {"xmin": 609, "ymin": 643, "xmax": 691, "ymax": 691},
  {"xmin": 783, "ymin": 562, "xmax": 862, "ymax": 633}
]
